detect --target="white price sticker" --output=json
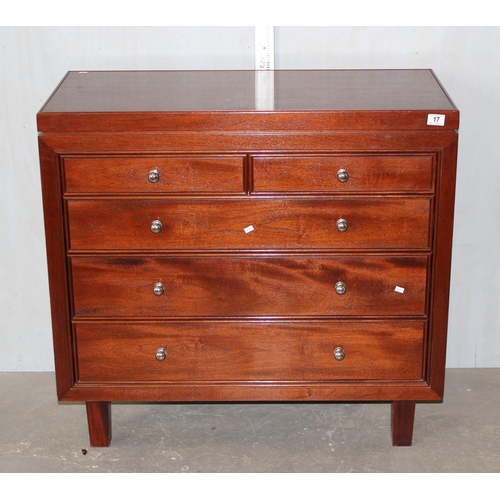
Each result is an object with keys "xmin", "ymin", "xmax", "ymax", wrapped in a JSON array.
[
  {"xmin": 244, "ymin": 225, "xmax": 254, "ymax": 233},
  {"xmin": 427, "ymin": 114, "xmax": 445, "ymax": 126},
  {"xmin": 394, "ymin": 286, "xmax": 405, "ymax": 294}
]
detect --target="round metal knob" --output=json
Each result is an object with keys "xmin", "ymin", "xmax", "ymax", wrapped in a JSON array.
[
  {"xmin": 153, "ymin": 282, "xmax": 164, "ymax": 296},
  {"xmin": 156, "ymin": 347, "xmax": 167, "ymax": 361},
  {"xmin": 336, "ymin": 218, "xmax": 348, "ymax": 232},
  {"xmin": 151, "ymin": 220, "xmax": 162, "ymax": 234},
  {"xmin": 337, "ymin": 169, "xmax": 349, "ymax": 183},
  {"xmin": 334, "ymin": 347, "xmax": 345, "ymax": 361},
  {"xmin": 335, "ymin": 281, "xmax": 346, "ymax": 295},
  {"xmin": 148, "ymin": 169, "xmax": 160, "ymax": 183}
]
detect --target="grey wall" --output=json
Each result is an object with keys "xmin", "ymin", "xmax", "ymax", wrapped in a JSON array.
[{"xmin": 1, "ymin": 26, "xmax": 499, "ymax": 371}]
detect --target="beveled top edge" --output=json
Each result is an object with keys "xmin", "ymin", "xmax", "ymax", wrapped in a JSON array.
[{"xmin": 39, "ymin": 69, "xmax": 457, "ymax": 114}]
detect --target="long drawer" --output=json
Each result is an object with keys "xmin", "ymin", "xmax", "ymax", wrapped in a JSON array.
[
  {"xmin": 252, "ymin": 155, "xmax": 434, "ymax": 193},
  {"xmin": 67, "ymin": 198, "xmax": 431, "ymax": 251},
  {"xmin": 63, "ymin": 155, "xmax": 246, "ymax": 194},
  {"xmin": 71, "ymin": 255, "xmax": 428, "ymax": 318},
  {"xmin": 75, "ymin": 321, "xmax": 425, "ymax": 383}
]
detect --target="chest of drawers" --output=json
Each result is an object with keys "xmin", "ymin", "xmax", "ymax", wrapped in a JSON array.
[{"xmin": 37, "ymin": 70, "xmax": 459, "ymax": 447}]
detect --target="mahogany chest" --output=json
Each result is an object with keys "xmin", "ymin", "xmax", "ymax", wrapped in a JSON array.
[{"xmin": 37, "ymin": 70, "xmax": 459, "ymax": 446}]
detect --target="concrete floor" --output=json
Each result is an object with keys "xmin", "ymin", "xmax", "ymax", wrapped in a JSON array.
[{"xmin": 1, "ymin": 369, "xmax": 499, "ymax": 473}]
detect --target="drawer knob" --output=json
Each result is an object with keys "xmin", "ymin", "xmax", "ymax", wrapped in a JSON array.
[
  {"xmin": 336, "ymin": 218, "xmax": 348, "ymax": 232},
  {"xmin": 151, "ymin": 220, "xmax": 163, "ymax": 234},
  {"xmin": 335, "ymin": 281, "xmax": 346, "ymax": 295},
  {"xmin": 148, "ymin": 169, "xmax": 160, "ymax": 183},
  {"xmin": 153, "ymin": 282, "xmax": 165, "ymax": 296},
  {"xmin": 337, "ymin": 169, "xmax": 349, "ymax": 183},
  {"xmin": 334, "ymin": 347, "xmax": 345, "ymax": 361},
  {"xmin": 155, "ymin": 347, "xmax": 167, "ymax": 361}
]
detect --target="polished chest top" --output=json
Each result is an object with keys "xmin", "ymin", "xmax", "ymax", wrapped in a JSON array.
[{"xmin": 38, "ymin": 70, "xmax": 459, "ymax": 447}]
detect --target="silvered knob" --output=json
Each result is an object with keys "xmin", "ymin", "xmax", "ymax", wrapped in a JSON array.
[
  {"xmin": 156, "ymin": 347, "xmax": 167, "ymax": 361},
  {"xmin": 148, "ymin": 169, "xmax": 160, "ymax": 183},
  {"xmin": 151, "ymin": 220, "xmax": 162, "ymax": 234},
  {"xmin": 334, "ymin": 347, "xmax": 345, "ymax": 361},
  {"xmin": 337, "ymin": 169, "xmax": 349, "ymax": 183},
  {"xmin": 153, "ymin": 282, "xmax": 164, "ymax": 296},
  {"xmin": 335, "ymin": 281, "xmax": 346, "ymax": 295},
  {"xmin": 336, "ymin": 218, "xmax": 348, "ymax": 232}
]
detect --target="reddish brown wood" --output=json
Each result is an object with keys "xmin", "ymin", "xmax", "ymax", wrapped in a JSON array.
[
  {"xmin": 252, "ymin": 155, "xmax": 435, "ymax": 193},
  {"xmin": 426, "ymin": 137, "xmax": 459, "ymax": 398},
  {"xmin": 38, "ymin": 137, "xmax": 74, "ymax": 399},
  {"xmin": 67, "ymin": 198, "xmax": 431, "ymax": 251},
  {"xmin": 37, "ymin": 70, "xmax": 459, "ymax": 447},
  {"xmin": 392, "ymin": 401, "xmax": 416, "ymax": 446},
  {"xmin": 41, "ymin": 130, "xmax": 458, "ymax": 155},
  {"xmin": 69, "ymin": 380, "xmax": 439, "ymax": 403},
  {"xmin": 37, "ymin": 70, "xmax": 459, "ymax": 133},
  {"xmin": 70, "ymin": 255, "xmax": 428, "ymax": 318},
  {"xmin": 64, "ymin": 155, "xmax": 245, "ymax": 194},
  {"xmin": 86, "ymin": 402, "xmax": 112, "ymax": 447},
  {"xmin": 75, "ymin": 321, "xmax": 425, "ymax": 383}
]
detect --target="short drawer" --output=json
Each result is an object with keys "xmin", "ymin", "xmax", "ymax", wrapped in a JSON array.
[
  {"xmin": 63, "ymin": 155, "xmax": 245, "ymax": 194},
  {"xmin": 252, "ymin": 155, "xmax": 434, "ymax": 193},
  {"xmin": 67, "ymin": 197, "xmax": 431, "ymax": 251},
  {"xmin": 75, "ymin": 321, "xmax": 425, "ymax": 383},
  {"xmin": 71, "ymin": 255, "xmax": 428, "ymax": 318}
]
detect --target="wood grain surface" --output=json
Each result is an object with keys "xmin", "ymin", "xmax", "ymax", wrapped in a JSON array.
[
  {"xmin": 37, "ymin": 70, "xmax": 459, "ymax": 446},
  {"xmin": 64, "ymin": 155, "xmax": 245, "ymax": 194},
  {"xmin": 75, "ymin": 321, "xmax": 425, "ymax": 383},
  {"xmin": 71, "ymin": 255, "xmax": 428, "ymax": 318},
  {"xmin": 38, "ymin": 70, "xmax": 459, "ymax": 133},
  {"xmin": 67, "ymin": 197, "xmax": 431, "ymax": 251},
  {"xmin": 252, "ymin": 155, "xmax": 435, "ymax": 193}
]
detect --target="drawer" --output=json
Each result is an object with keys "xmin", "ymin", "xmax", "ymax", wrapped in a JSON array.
[
  {"xmin": 67, "ymin": 197, "xmax": 431, "ymax": 251},
  {"xmin": 63, "ymin": 156, "xmax": 245, "ymax": 194},
  {"xmin": 252, "ymin": 155, "xmax": 434, "ymax": 193},
  {"xmin": 71, "ymin": 256, "xmax": 428, "ymax": 318},
  {"xmin": 75, "ymin": 321, "xmax": 425, "ymax": 383}
]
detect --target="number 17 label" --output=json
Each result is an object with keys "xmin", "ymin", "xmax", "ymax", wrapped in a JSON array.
[{"xmin": 427, "ymin": 114, "xmax": 446, "ymax": 126}]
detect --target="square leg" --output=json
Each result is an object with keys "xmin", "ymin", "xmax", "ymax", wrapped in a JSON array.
[
  {"xmin": 86, "ymin": 401, "xmax": 112, "ymax": 447},
  {"xmin": 391, "ymin": 401, "xmax": 416, "ymax": 446}
]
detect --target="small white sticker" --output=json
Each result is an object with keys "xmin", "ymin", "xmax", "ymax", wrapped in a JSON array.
[
  {"xmin": 244, "ymin": 225, "xmax": 254, "ymax": 233},
  {"xmin": 394, "ymin": 286, "xmax": 405, "ymax": 294},
  {"xmin": 427, "ymin": 114, "xmax": 445, "ymax": 126}
]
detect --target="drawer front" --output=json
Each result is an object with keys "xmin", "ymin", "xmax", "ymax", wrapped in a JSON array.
[
  {"xmin": 75, "ymin": 321, "xmax": 425, "ymax": 383},
  {"xmin": 252, "ymin": 155, "xmax": 434, "ymax": 193},
  {"xmin": 71, "ymin": 256, "xmax": 428, "ymax": 318},
  {"xmin": 63, "ymin": 156, "xmax": 245, "ymax": 194},
  {"xmin": 67, "ymin": 198, "xmax": 431, "ymax": 251}
]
